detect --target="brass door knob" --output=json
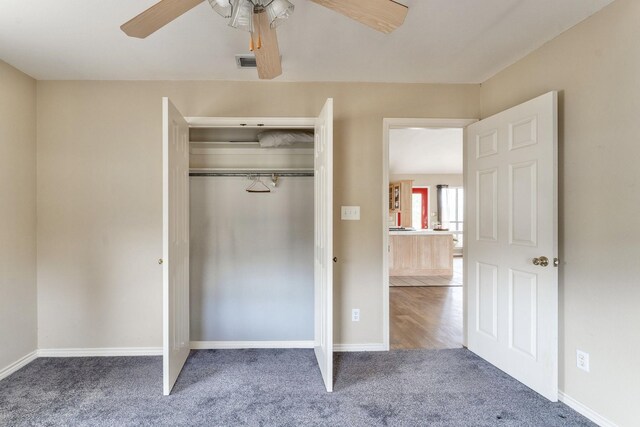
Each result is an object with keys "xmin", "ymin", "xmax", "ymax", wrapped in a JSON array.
[{"xmin": 532, "ymin": 256, "xmax": 549, "ymax": 267}]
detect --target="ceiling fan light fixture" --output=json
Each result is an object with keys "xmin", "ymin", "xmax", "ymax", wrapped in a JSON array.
[
  {"xmin": 264, "ymin": 0, "xmax": 295, "ymax": 28},
  {"xmin": 208, "ymin": 0, "xmax": 294, "ymax": 32},
  {"xmin": 209, "ymin": 0, "xmax": 233, "ymax": 18},
  {"xmin": 121, "ymin": 0, "xmax": 408, "ymax": 81},
  {"xmin": 228, "ymin": 0, "xmax": 255, "ymax": 32}
]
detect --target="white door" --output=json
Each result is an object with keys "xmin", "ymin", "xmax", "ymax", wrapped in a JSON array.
[
  {"xmin": 314, "ymin": 98, "xmax": 334, "ymax": 392},
  {"xmin": 466, "ymin": 91, "xmax": 558, "ymax": 401},
  {"xmin": 162, "ymin": 97, "xmax": 190, "ymax": 395}
]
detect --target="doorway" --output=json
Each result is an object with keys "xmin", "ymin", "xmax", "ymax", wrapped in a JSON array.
[
  {"xmin": 382, "ymin": 92, "xmax": 559, "ymax": 402},
  {"xmin": 383, "ymin": 119, "xmax": 474, "ymax": 350}
]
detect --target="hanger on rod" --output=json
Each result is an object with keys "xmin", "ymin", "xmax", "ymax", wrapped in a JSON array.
[{"xmin": 246, "ymin": 174, "xmax": 271, "ymax": 193}]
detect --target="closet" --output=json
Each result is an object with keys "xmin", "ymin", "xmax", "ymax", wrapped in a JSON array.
[
  {"xmin": 189, "ymin": 126, "xmax": 314, "ymax": 345},
  {"xmin": 161, "ymin": 98, "xmax": 334, "ymax": 396}
]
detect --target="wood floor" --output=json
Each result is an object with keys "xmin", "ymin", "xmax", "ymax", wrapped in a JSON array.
[
  {"xmin": 390, "ymin": 285, "xmax": 463, "ymax": 350},
  {"xmin": 390, "ymin": 257, "xmax": 462, "ymax": 287}
]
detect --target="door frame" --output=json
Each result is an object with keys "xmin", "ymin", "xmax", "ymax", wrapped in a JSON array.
[
  {"xmin": 381, "ymin": 118, "xmax": 477, "ymax": 350},
  {"xmin": 411, "ymin": 186, "xmax": 429, "ymax": 230}
]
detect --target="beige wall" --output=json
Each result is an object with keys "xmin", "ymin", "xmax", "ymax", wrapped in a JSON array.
[
  {"xmin": 36, "ymin": 81, "xmax": 479, "ymax": 349},
  {"xmin": 480, "ymin": 0, "xmax": 640, "ymax": 424},
  {"xmin": 0, "ymin": 60, "xmax": 37, "ymax": 370}
]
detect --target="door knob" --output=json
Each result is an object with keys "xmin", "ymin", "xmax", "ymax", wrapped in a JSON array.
[
  {"xmin": 333, "ymin": 257, "xmax": 338, "ymax": 263},
  {"xmin": 532, "ymin": 256, "xmax": 549, "ymax": 267}
]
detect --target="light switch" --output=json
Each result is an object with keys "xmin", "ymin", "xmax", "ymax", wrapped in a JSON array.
[{"xmin": 341, "ymin": 206, "xmax": 360, "ymax": 220}]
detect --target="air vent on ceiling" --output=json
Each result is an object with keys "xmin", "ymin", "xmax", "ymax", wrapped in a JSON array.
[{"xmin": 235, "ymin": 55, "xmax": 257, "ymax": 69}]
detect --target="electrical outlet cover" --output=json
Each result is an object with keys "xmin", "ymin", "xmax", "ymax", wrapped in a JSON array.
[
  {"xmin": 576, "ymin": 350, "xmax": 590, "ymax": 372},
  {"xmin": 341, "ymin": 206, "xmax": 360, "ymax": 221}
]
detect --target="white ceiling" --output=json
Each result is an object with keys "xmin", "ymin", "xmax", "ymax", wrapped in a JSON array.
[
  {"xmin": 390, "ymin": 128, "xmax": 463, "ymax": 175},
  {"xmin": 0, "ymin": 0, "xmax": 612, "ymax": 82}
]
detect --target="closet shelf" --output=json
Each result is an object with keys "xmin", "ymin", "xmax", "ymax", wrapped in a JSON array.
[{"xmin": 189, "ymin": 146, "xmax": 314, "ymax": 156}]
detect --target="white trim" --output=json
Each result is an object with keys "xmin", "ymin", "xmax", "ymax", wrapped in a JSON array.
[
  {"xmin": 0, "ymin": 351, "xmax": 38, "ymax": 381},
  {"xmin": 334, "ymin": 343, "xmax": 387, "ymax": 352},
  {"xmin": 558, "ymin": 391, "xmax": 618, "ymax": 427},
  {"xmin": 37, "ymin": 347, "xmax": 163, "ymax": 357},
  {"xmin": 186, "ymin": 116, "xmax": 316, "ymax": 128},
  {"xmin": 190, "ymin": 341, "xmax": 314, "ymax": 350},
  {"xmin": 382, "ymin": 118, "xmax": 477, "ymax": 351}
]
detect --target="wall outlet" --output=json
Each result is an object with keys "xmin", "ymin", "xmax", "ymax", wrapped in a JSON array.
[
  {"xmin": 576, "ymin": 349, "xmax": 590, "ymax": 372},
  {"xmin": 352, "ymin": 309, "xmax": 360, "ymax": 322}
]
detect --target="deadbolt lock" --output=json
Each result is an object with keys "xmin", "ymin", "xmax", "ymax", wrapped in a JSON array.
[{"xmin": 532, "ymin": 256, "xmax": 549, "ymax": 267}]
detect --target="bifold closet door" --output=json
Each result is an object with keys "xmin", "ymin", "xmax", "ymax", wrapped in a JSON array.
[
  {"xmin": 314, "ymin": 98, "xmax": 334, "ymax": 392},
  {"xmin": 162, "ymin": 97, "xmax": 190, "ymax": 395}
]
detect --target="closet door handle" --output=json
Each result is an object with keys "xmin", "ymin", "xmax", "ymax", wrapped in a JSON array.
[{"xmin": 333, "ymin": 257, "xmax": 337, "ymax": 263}]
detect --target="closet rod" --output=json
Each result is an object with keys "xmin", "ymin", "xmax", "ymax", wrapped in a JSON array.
[{"xmin": 190, "ymin": 172, "xmax": 314, "ymax": 177}]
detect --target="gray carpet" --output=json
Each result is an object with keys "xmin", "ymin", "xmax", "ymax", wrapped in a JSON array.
[{"xmin": 0, "ymin": 349, "xmax": 594, "ymax": 426}]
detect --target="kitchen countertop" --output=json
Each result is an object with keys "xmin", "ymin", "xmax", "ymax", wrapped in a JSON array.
[{"xmin": 389, "ymin": 229, "xmax": 455, "ymax": 236}]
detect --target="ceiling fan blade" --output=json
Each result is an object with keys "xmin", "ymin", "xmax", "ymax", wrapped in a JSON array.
[
  {"xmin": 310, "ymin": 0, "xmax": 408, "ymax": 34},
  {"xmin": 121, "ymin": 0, "xmax": 204, "ymax": 39},
  {"xmin": 253, "ymin": 12, "xmax": 282, "ymax": 80}
]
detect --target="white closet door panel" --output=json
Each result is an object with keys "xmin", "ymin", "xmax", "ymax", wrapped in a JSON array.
[
  {"xmin": 163, "ymin": 97, "xmax": 190, "ymax": 396},
  {"xmin": 314, "ymin": 98, "xmax": 333, "ymax": 392}
]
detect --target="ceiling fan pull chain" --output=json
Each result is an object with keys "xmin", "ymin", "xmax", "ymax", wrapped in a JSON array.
[{"xmin": 257, "ymin": 13, "xmax": 263, "ymax": 50}]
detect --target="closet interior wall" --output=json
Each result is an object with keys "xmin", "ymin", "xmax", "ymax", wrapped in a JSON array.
[{"xmin": 188, "ymin": 125, "xmax": 316, "ymax": 344}]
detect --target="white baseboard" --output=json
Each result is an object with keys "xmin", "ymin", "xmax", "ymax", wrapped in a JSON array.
[
  {"xmin": 191, "ymin": 341, "xmax": 388, "ymax": 352},
  {"xmin": 334, "ymin": 343, "xmax": 387, "ymax": 352},
  {"xmin": 37, "ymin": 347, "xmax": 163, "ymax": 357},
  {"xmin": 0, "ymin": 350, "xmax": 38, "ymax": 381},
  {"xmin": 559, "ymin": 391, "xmax": 617, "ymax": 427},
  {"xmin": 190, "ymin": 340, "xmax": 314, "ymax": 350}
]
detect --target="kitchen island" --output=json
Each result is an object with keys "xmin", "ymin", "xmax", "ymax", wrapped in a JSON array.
[{"xmin": 389, "ymin": 230, "xmax": 454, "ymax": 276}]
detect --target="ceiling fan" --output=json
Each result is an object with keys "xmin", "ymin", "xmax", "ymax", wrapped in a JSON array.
[{"xmin": 121, "ymin": 0, "xmax": 409, "ymax": 80}]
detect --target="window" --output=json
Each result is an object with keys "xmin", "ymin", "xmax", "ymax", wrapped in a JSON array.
[
  {"xmin": 411, "ymin": 187, "xmax": 428, "ymax": 229},
  {"xmin": 443, "ymin": 187, "xmax": 463, "ymax": 247}
]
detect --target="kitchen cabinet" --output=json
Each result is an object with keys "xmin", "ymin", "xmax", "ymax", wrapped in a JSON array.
[
  {"xmin": 389, "ymin": 183, "xmax": 400, "ymax": 210},
  {"xmin": 389, "ymin": 180, "xmax": 413, "ymax": 227},
  {"xmin": 389, "ymin": 232, "xmax": 453, "ymax": 276}
]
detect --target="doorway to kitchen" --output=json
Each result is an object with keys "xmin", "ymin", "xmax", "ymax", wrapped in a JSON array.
[{"xmin": 382, "ymin": 118, "xmax": 475, "ymax": 350}]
